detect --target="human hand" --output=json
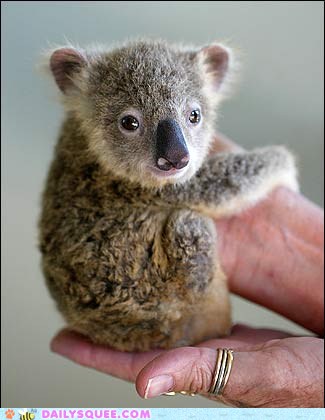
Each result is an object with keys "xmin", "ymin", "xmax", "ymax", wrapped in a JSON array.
[
  {"xmin": 50, "ymin": 133, "xmax": 324, "ymax": 407},
  {"xmin": 51, "ymin": 325, "xmax": 323, "ymax": 407}
]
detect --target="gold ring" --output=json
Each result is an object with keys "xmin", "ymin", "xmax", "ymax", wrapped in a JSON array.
[
  {"xmin": 163, "ymin": 391, "xmax": 196, "ymax": 397},
  {"xmin": 209, "ymin": 348, "xmax": 234, "ymax": 395}
]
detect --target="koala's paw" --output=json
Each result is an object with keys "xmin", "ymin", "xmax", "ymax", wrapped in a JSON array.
[
  {"xmin": 210, "ymin": 146, "xmax": 299, "ymax": 218},
  {"xmin": 255, "ymin": 145, "xmax": 299, "ymax": 193}
]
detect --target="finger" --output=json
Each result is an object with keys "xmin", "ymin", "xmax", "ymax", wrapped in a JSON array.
[
  {"xmin": 50, "ymin": 329, "xmax": 163, "ymax": 382},
  {"xmin": 209, "ymin": 132, "xmax": 244, "ymax": 155},
  {"xmin": 135, "ymin": 342, "xmax": 280, "ymax": 405},
  {"xmin": 197, "ymin": 324, "xmax": 293, "ymax": 350},
  {"xmin": 136, "ymin": 337, "xmax": 323, "ymax": 407},
  {"xmin": 50, "ymin": 325, "xmax": 293, "ymax": 382},
  {"xmin": 135, "ymin": 345, "xmax": 271, "ymax": 402},
  {"xmin": 231, "ymin": 323, "xmax": 293, "ymax": 341},
  {"xmin": 215, "ymin": 187, "xmax": 324, "ymax": 336}
]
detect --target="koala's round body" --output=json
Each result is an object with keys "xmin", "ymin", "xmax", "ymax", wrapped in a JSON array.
[
  {"xmin": 40, "ymin": 39, "xmax": 298, "ymax": 351},
  {"xmin": 40, "ymin": 120, "xmax": 231, "ymax": 351}
]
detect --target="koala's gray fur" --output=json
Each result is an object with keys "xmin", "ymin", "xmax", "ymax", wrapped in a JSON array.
[{"xmin": 39, "ymin": 39, "xmax": 298, "ymax": 351}]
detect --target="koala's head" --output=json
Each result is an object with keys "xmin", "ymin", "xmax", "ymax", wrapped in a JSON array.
[{"xmin": 48, "ymin": 39, "xmax": 233, "ymax": 187}]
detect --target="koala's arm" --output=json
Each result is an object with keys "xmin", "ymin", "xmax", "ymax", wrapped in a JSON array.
[{"xmin": 157, "ymin": 146, "xmax": 298, "ymax": 218}]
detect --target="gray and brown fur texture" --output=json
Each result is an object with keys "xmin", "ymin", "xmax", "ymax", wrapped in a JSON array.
[{"xmin": 39, "ymin": 39, "xmax": 298, "ymax": 351}]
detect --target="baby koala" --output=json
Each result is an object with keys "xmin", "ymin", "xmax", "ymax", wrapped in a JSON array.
[{"xmin": 39, "ymin": 39, "xmax": 298, "ymax": 351}]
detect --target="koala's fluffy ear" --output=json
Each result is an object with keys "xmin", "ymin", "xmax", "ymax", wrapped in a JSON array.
[
  {"xmin": 195, "ymin": 44, "xmax": 233, "ymax": 91},
  {"xmin": 49, "ymin": 48, "xmax": 88, "ymax": 93}
]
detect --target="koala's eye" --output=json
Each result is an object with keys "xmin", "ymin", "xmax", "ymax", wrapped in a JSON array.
[
  {"xmin": 189, "ymin": 109, "xmax": 201, "ymax": 124},
  {"xmin": 121, "ymin": 115, "xmax": 139, "ymax": 131}
]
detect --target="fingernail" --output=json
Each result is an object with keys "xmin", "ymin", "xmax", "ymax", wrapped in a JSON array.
[{"xmin": 144, "ymin": 375, "xmax": 174, "ymax": 399}]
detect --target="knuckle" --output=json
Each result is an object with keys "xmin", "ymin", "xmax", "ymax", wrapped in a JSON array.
[
  {"xmin": 179, "ymin": 348, "xmax": 214, "ymax": 393},
  {"xmin": 187, "ymin": 363, "xmax": 211, "ymax": 393}
]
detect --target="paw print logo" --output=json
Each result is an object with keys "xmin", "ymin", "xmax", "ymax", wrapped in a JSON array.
[{"xmin": 5, "ymin": 409, "xmax": 15, "ymax": 419}]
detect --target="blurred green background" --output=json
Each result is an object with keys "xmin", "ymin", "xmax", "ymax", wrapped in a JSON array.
[{"xmin": 2, "ymin": 1, "xmax": 323, "ymax": 408}]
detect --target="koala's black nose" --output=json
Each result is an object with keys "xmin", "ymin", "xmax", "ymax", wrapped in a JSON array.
[{"xmin": 156, "ymin": 119, "xmax": 190, "ymax": 171}]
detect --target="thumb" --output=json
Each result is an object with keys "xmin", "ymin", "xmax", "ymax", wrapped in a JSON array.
[{"xmin": 135, "ymin": 345, "xmax": 273, "ymax": 405}]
